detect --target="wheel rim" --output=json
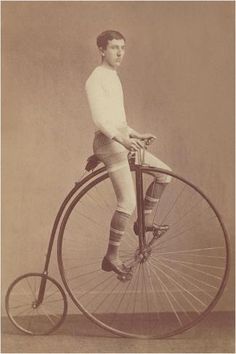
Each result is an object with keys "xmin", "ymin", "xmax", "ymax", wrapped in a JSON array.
[
  {"xmin": 58, "ymin": 168, "xmax": 230, "ymax": 338},
  {"xmin": 5, "ymin": 273, "xmax": 68, "ymax": 335}
]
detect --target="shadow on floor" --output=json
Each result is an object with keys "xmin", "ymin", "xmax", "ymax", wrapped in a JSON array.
[{"xmin": 1, "ymin": 311, "xmax": 235, "ymax": 353}]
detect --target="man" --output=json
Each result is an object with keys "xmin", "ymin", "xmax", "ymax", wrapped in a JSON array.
[{"xmin": 85, "ymin": 30, "xmax": 171, "ymax": 275}]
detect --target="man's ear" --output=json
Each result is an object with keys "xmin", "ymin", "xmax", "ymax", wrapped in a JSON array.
[{"xmin": 99, "ymin": 47, "xmax": 105, "ymax": 56}]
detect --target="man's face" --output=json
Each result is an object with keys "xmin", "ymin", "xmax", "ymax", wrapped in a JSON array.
[{"xmin": 101, "ymin": 39, "xmax": 126, "ymax": 69}]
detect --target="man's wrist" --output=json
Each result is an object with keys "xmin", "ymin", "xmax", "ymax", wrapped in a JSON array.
[
  {"xmin": 112, "ymin": 133, "xmax": 126, "ymax": 145},
  {"xmin": 130, "ymin": 132, "xmax": 142, "ymax": 139}
]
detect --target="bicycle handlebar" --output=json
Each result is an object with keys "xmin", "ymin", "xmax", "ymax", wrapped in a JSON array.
[
  {"xmin": 129, "ymin": 139, "xmax": 150, "ymax": 165},
  {"xmin": 140, "ymin": 137, "xmax": 153, "ymax": 146}
]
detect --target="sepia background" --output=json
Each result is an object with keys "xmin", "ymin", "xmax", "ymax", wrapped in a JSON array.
[{"xmin": 2, "ymin": 0, "xmax": 234, "ymax": 318}]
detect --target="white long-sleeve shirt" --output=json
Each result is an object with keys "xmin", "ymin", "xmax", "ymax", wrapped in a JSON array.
[{"xmin": 85, "ymin": 65, "xmax": 132, "ymax": 139}]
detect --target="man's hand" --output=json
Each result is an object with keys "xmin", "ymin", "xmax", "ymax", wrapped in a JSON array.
[
  {"xmin": 138, "ymin": 133, "xmax": 157, "ymax": 145},
  {"xmin": 129, "ymin": 130, "xmax": 157, "ymax": 145},
  {"xmin": 113, "ymin": 134, "xmax": 144, "ymax": 151},
  {"xmin": 123, "ymin": 137, "xmax": 144, "ymax": 151}
]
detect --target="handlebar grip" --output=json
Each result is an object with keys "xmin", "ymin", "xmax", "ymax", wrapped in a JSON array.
[{"xmin": 140, "ymin": 138, "xmax": 152, "ymax": 146}]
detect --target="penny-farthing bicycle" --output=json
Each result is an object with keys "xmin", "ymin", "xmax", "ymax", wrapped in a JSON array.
[{"xmin": 5, "ymin": 145, "xmax": 230, "ymax": 339}]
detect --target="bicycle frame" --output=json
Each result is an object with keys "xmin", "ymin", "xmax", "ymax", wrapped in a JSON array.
[
  {"xmin": 134, "ymin": 164, "xmax": 146, "ymax": 251},
  {"xmin": 37, "ymin": 166, "xmax": 107, "ymax": 303},
  {"xmin": 36, "ymin": 147, "xmax": 151, "ymax": 302},
  {"xmin": 6, "ymin": 144, "xmax": 230, "ymax": 338}
]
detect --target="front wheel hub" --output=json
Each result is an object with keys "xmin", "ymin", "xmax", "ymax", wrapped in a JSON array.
[
  {"xmin": 135, "ymin": 247, "xmax": 152, "ymax": 263},
  {"xmin": 32, "ymin": 301, "xmax": 38, "ymax": 309}
]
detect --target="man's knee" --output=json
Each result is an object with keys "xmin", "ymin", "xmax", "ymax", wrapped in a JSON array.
[
  {"xmin": 117, "ymin": 194, "xmax": 136, "ymax": 215},
  {"xmin": 156, "ymin": 165, "xmax": 172, "ymax": 183},
  {"xmin": 163, "ymin": 173, "xmax": 172, "ymax": 183}
]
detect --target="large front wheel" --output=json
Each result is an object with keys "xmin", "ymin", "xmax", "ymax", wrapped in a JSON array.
[{"xmin": 57, "ymin": 167, "xmax": 230, "ymax": 338}]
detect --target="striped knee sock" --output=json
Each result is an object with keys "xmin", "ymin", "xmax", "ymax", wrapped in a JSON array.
[
  {"xmin": 144, "ymin": 181, "xmax": 167, "ymax": 225},
  {"xmin": 107, "ymin": 210, "xmax": 130, "ymax": 259}
]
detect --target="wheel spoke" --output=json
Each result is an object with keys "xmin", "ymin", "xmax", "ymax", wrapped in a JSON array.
[
  {"xmin": 66, "ymin": 268, "xmax": 101, "ymax": 282},
  {"xmin": 39, "ymin": 304, "xmax": 57, "ymax": 325},
  {"xmin": 9, "ymin": 302, "xmax": 32, "ymax": 310},
  {"xmin": 78, "ymin": 273, "xmax": 115, "ymax": 302},
  {"xmin": 146, "ymin": 260, "xmax": 192, "ymax": 322},
  {"xmin": 92, "ymin": 277, "xmax": 122, "ymax": 314},
  {"xmin": 159, "ymin": 184, "xmax": 187, "ymax": 225},
  {"xmin": 12, "ymin": 306, "xmax": 35, "ymax": 318},
  {"xmin": 167, "ymin": 198, "xmax": 208, "ymax": 229},
  {"xmin": 107, "ymin": 272, "xmax": 138, "ymax": 329},
  {"xmin": 155, "ymin": 247, "xmax": 225, "ymax": 258},
  {"xmin": 144, "ymin": 262, "xmax": 162, "ymax": 321},
  {"xmin": 6, "ymin": 274, "xmax": 67, "ymax": 335},
  {"xmin": 158, "ymin": 255, "xmax": 225, "ymax": 271},
  {"xmin": 151, "ymin": 256, "xmax": 213, "ymax": 298},
  {"xmin": 147, "ymin": 260, "xmax": 183, "ymax": 325},
  {"xmin": 153, "ymin": 215, "xmax": 219, "ymax": 251},
  {"xmin": 94, "ymin": 182, "xmax": 113, "ymax": 210},
  {"xmin": 148, "ymin": 259, "xmax": 202, "ymax": 315},
  {"xmin": 57, "ymin": 167, "xmax": 229, "ymax": 338}
]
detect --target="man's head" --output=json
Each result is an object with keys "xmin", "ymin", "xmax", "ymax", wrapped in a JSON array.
[{"xmin": 97, "ymin": 30, "xmax": 126, "ymax": 69}]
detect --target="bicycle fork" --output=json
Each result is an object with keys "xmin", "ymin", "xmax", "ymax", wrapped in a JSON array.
[
  {"xmin": 117, "ymin": 166, "xmax": 146, "ymax": 282},
  {"xmin": 135, "ymin": 166, "xmax": 146, "ymax": 253},
  {"xmin": 133, "ymin": 165, "xmax": 169, "ymax": 265},
  {"xmin": 33, "ymin": 276, "xmax": 47, "ymax": 308}
]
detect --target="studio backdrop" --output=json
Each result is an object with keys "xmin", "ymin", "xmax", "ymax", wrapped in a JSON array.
[{"xmin": 2, "ymin": 1, "xmax": 234, "ymax": 313}]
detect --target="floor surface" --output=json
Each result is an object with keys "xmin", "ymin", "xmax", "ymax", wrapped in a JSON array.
[{"xmin": 1, "ymin": 311, "xmax": 235, "ymax": 353}]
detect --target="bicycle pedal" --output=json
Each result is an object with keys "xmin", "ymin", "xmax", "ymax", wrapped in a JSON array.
[{"xmin": 153, "ymin": 225, "xmax": 169, "ymax": 238}]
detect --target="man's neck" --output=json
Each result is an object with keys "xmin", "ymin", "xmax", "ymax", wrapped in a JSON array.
[{"xmin": 100, "ymin": 61, "xmax": 117, "ymax": 72}]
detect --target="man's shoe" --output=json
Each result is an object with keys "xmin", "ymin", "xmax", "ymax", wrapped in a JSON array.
[{"xmin": 101, "ymin": 257, "xmax": 131, "ymax": 275}]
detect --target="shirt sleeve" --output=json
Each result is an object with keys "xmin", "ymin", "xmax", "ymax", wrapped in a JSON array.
[
  {"xmin": 85, "ymin": 77, "xmax": 119, "ymax": 139},
  {"xmin": 127, "ymin": 126, "xmax": 135, "ymax": 135}
]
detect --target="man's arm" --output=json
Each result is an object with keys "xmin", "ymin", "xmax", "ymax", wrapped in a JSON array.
[
  {"xmin": 128, "ymin": 127, "xmax": 157, "ymax": 143},
  {"xmin": 85, "ymin": 78, "xmax": 144, "ymax": 151},
  {"xmin": 128, "ymin": 128, "xmax": 143, "ymax": 139},
  {"xmin": 85, "ymin": 78, "xmax": 119, "ymax": 139},
  {"xmin": 112, "ymin": 133, "xmax": 143, "ymax": 151}
]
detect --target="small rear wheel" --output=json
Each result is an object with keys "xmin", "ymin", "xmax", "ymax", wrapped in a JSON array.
[{"xmin": 5, "ymin": 273, "xmax": 67, "ymax": 335}]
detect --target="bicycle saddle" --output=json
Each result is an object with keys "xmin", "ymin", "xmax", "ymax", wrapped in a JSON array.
[
  {"xmin": 85, "ymin": 152, "xmax": 136, "ymax": 172},
  {"xmin": 85, "ymin": 154, "xmax": 102, "ymax": 171}
]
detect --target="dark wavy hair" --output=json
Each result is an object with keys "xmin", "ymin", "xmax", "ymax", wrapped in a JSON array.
[{"xmin": 96, "ymin": 30, "xmax": 125, "ymax": 50}]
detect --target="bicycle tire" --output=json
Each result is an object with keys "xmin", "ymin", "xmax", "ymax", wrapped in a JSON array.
[
  {"xmin": 5, "ymin": 273, "xmax": 68, "ymax": 335},
  {"xmin": 57, "ymin": 166, "xmax": 230, "ymax": 338}
]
